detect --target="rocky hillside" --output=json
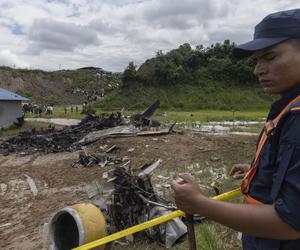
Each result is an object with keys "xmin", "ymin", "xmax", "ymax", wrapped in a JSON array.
[{"xmin": 0, "ymin": 66, "xmax": 121, "ymax": 105}]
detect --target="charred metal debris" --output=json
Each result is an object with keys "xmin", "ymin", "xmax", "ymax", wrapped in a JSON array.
[
  {"xmin": 0, "ymin": 112, "xmax": 125, "ymax": 155},
  {"xmin": 72, "ymin": 147, "xmax": 123, "ymax": 168},
  {"xmin": 86, "ymin": 159, "xmax": 187, "ymax": 248},
  {"xmin": 0, "ymin": 100, "xmax": 172, "ymax": 156}
]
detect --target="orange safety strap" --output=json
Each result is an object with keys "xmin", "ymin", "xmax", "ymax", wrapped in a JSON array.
[
  {"xmin": 241, "ymin": 95, "xmax": 300, "ymax": 204},
  {"xmin": 244, "ymin": 194, "xmax": 263, "ymax": 205}
]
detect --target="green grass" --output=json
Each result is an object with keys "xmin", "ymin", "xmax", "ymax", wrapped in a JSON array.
[
  {"xmin": 94, "ymin": 83, "xmax": 275, "ymax": 111},
  {"xmin": 133, "ymin": 109, "xmax": 265, "ymax": 134},
  {"xmin": 25, "ymin": 106, "xmax": 268, "ymax": 123},
  {"xmin": 22, "ymin": 108, "xmax": 266, "ymax": 136}
]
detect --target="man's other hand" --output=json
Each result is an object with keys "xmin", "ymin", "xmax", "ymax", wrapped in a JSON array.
[{"xmin": 229, "ymin": 164, "xmax": 250, "ymax": 179}]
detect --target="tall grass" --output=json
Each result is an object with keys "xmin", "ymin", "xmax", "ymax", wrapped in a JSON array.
[{"xmin": 195, "ymin": 223, "xmax": 225, "ymax": 250}]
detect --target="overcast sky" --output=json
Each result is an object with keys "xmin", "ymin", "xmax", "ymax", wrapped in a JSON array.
[{"xmin": 0, "ymin": 0, "xmax": 298, "ymax": 72}]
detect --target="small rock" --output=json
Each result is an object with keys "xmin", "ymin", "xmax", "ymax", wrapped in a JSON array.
[
  {"xmin": 0, "ymin": 183, "xmax": 7, "ymax": 195},
  {"xmin": 210, "ymin": 156, "xmax": 220, "ymax": 162},
  {"xmin": 122, "ymin": 156, "xmax": 129, "ymax": 161},
  {"xmin": 127, "ymin": 148, "xmax": 135, "ymax": 152},
  {"xmin": 157, "ymin": 175, "xmax": 169, "ymax": 180},
  {"xmin": 99, "ymin": 145, "xmax": 108, "ymax": 151},
  {"xmin": 102, "ymin": 172, "xmax": 108, "ymax": 179},
  {"xmin": 0, "ymin": 223, "xmax": 12, "ymax": 229}
]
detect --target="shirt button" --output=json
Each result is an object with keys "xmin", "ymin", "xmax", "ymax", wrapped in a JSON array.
[
  {"xmin": 287, "ymin": 144, "xmax": 292, "ymax": 149},
  {"xmin": 276, "ymin": 199, "xmax": 283, "ymax": 206}
]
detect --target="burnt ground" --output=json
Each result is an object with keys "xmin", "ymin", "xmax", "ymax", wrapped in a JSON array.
[{"xmin": 0, "ymin": 131, "xmax": 257, "ymax": 250}]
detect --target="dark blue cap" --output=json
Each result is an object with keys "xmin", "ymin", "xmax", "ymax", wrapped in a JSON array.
[{"xmin": 233, "ymin": 9, "xmax": 300, "ymax": 59}]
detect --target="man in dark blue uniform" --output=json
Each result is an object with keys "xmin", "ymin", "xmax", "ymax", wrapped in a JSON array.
[{"xmin": 172, "ymin": 9, "xmax": 300, "ymax": 249}]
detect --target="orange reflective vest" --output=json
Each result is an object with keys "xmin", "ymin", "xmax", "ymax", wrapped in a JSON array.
[{"xmin": 241, "ymin": 95, "xmax": 300, "ymax": 205}]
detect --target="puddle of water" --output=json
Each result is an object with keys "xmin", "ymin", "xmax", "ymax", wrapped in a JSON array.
[
  {"xmin": 207, "ymin": 121, "xmax": 262, "ymax": 126},
  {"xmin": 175, "ymin": 120, "xmax": 264, "ymax": 135}
]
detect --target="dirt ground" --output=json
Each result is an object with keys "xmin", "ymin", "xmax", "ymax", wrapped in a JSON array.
[{"xmin": 0, "ymin": 130, "xmax": 257, "ymax": 250}]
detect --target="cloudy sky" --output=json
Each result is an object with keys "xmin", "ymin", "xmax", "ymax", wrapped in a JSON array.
[{"xmin": 0, "ymin": 0, "xmax": 298, "ymax": 72}]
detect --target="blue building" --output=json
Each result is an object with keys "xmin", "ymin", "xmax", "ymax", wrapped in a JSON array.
[{"xmin": 0, "ymin": 88, "xmax": 28, "ymax": 128}]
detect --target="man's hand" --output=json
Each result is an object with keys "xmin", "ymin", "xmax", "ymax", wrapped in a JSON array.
[
  {"xmin": 171, "ymin": 173, "xmax": 206, "ymax": 214},
  {"xmin": 229, "ymin": 163, "xmax": 250, "ymax": 179},
  {"xmin": 171, "ymin": 173, "xmax": 300, "ymax": 240}
]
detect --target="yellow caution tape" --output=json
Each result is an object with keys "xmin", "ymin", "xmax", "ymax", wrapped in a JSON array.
[
  {"xmin": 72, "ymin": 187, "xmax": 242, "ymax": 250},
  {"xmin": 211, "ymin": 187, "xmax": 242, "ymax": 201}
]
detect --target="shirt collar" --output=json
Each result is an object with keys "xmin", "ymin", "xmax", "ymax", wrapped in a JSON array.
[{"xmin": 268, "ymin": 84, "xmax": 300, "ymax": 120}]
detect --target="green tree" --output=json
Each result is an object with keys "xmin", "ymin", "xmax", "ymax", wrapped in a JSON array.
[{"xmin": 122, "ymin": 62, "xmax": 137, "ymax": 87}]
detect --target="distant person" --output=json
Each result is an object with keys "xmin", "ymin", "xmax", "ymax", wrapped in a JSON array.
[
  {"xmin": 33, "ymin": 104, "xmax": 38, "ymax": 115},
  {"xmin": 75, "ymin": 105, "xmax": 78, "ymax": 112},
  {"xmin": 38, "ymin": 106, "xmax": 43, "ymax": 117},
  {"xmin": 46, "ymin": 105, "xmax": 53, "ymax": 115},
  {"xmin": 64, "ymin": 106, "xmax": 67, "ymax": 114},
  {"xmin": 172, "ymin": 9, "xmax": 300, "ymax": 249},
  {"xmin": 82, "ymin": 102, "xmax": 87, "ymax": 114},
  {"xmin": 70, "ymin": 105, "xmax": 74, "ymax": 112}
]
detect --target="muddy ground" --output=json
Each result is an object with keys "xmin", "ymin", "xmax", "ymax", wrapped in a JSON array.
[{"xmin": 0, "ymin": 130, "xmax": 257, "ymax": 250}]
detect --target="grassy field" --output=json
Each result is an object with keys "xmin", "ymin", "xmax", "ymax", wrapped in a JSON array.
[
  {"xmin": 0, "ymin": 108, "xmax": 266, "ymax": 137},
  {"xmin": 93, "ymin": 83, "xmax": 275, "ymax": 111},
  {"xmin": 24, "ymin": 105, "xmax": 267, "ymax": 121}
]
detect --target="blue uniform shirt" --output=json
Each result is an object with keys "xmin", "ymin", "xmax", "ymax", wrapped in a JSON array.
[{"xmin": 243, "ymin": 84, "xmax": 300, "ymax": 250}]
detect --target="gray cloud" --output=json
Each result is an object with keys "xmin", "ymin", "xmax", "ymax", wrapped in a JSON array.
[
  {"xmin": 142, "ymin": 0, "xmax": 231, "ymax": 29},
  {"xmin": 208, "ymin": 28, "xmax": 253, "ymax": 46},
  {"xmin": 145, "ymin": 0, "xmax": 210, "ymax": 19},
  {"xmin": 1, "ymin": 0, "xmax": 300, "ymax": 72},
  {"xmin": 88, "ymin": 19, "xmax": 121, "ymax": 35},
  {"xmin": 27, "ymin": 18, "xmax": 100, "ymax": 53},
  {"xmin": 147, "ymin": 15, "xmax": 196, "ymax": 30}
]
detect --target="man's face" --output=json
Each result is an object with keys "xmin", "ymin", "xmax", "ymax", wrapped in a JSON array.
[{"xmin": 252, "ymin": 41, "xmax": 300, "ymax": 95}]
